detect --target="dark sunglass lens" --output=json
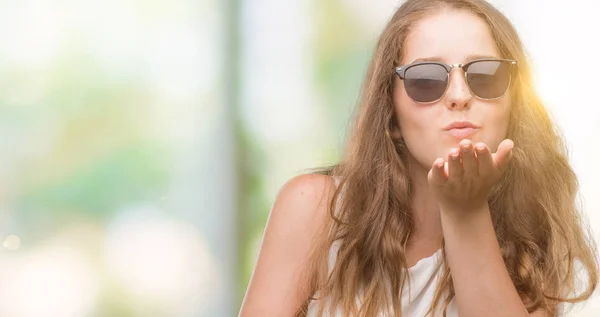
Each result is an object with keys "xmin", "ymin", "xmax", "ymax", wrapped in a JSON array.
[
  {"xmin": 466, "ymin": 61, "xmax": 511, "ymax": 99},
  {"xmin": 404, "ymin": 64, "xmax": 448, "ymax": 103}
]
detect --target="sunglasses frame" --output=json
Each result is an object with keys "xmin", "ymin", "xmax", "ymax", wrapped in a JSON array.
[{"xmin": 395, "ymin": 58, "xmax": 518, "ymax": 104}]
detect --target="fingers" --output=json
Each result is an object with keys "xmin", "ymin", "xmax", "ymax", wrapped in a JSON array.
[
  {"xmin": 474, "ymin": 142, "xmax": 494, "ymax": 175},
  {"xmin": 428, "ymin": 157, "xmax": 447, "ymax": 187},
  {"xmin": 492, "ymin": 139, "xmax": 514, "ymax": 172},
  {"xmin": 459, "ymin": 139, "xmax": 477, "ymax": 178},
  {"xmin": 430, "ymin": 139, "xmax": 514, "ymax": 188},
  {"xmin": 447, "ymin": 147, "xmax": 462, "ymax": 179}
]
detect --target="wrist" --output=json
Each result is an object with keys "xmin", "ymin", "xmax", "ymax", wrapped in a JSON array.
[
  {"xmin": 439, "ymin": 201, "xmax": 490, "ymax": 224},
  {"xmin": 440, "ymin": 203, "xmax": 497, "ymax": 247}
]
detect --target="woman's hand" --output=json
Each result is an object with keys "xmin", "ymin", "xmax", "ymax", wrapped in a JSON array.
[{"xmin": 427, "ymin": 138, "xmax": 514, "ymax": 215}]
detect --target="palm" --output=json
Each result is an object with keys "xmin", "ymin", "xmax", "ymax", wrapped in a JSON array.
[{"xmin": 427, "ymin": 139, "xmax": 514, "ymax": 211}]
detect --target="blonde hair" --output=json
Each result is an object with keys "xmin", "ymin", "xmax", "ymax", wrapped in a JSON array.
[{"xmin": 300, "ymin": 0, "xmax": 598, "ymax": 316}]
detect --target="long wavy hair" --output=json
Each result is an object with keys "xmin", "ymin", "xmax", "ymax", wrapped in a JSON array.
[{"xmin": 297, "ymin": 0, "xmax": 598, "ymax": 316}]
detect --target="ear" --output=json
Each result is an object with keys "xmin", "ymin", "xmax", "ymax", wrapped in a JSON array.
[
  {"xmin": 386, "ymin": 122, "xmax": 403, "ymax": 142},
  {"xmin": 389, "ymin": 127, "xmax": 403, "ymax": 140}
]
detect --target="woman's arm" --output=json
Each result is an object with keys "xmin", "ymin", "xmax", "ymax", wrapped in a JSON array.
[
  {"xmin": 238, "ymin": 173, "xmax": 335, "ymax": 317},
  {"xmin": 430, "ymin": 140, "xmax": 555, "ymax": 316},
  {"xmin": 440, "ymin": 203, "xmax": 554, "ymax": 317}
]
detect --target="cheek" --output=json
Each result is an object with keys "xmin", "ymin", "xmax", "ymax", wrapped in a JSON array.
[
  {"xmin": 494, "ymin": 98, "xmax": 511, "ymax": 134},
  {"xmin": 481, "ymin": 101, "xmax": 511, "ymax": 150},
  {"xmin": 393, "ymin": 97, "xmax": 443, "ymax": 166},
  {"xmin": 394, "ymin": 100, "xmax": 432, "ymax": 138}
]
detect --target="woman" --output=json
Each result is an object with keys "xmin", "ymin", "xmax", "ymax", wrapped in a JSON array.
[{"xmin": 239, "ymin": 0, "xmax": 598, "ymax": 316}]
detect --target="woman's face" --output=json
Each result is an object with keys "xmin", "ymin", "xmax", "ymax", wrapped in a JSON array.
[{"xmin": 393, "ymin": 10, "xmax": 511, "ymax": 171}]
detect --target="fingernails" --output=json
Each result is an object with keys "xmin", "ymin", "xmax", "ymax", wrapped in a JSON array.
[
  {"xmin": 507, "ymin": 140, "xmax": 515, "ymax": 151},
  {"xmin": 451, "ymin": 150, "xmax": 460, "ymax": 159},
  {"xmin": 475, "ymin": 144, "xmax": 486, "ymax": 153},
  {"xmin": 434, "ymin": 158, "xmax": 444, "ymax": 168}
]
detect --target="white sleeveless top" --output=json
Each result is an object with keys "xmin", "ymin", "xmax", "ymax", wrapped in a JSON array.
[
  {"xmin": 305, "ymin": 240, "xmax": 458, "ymax": 317},
  {"xmin": 306, "ymin": 177, "xmax": 567, "ymax": 316},
  {"xmin": 306, "ymin": 240, "xmax": 568, "ymax": 317}
]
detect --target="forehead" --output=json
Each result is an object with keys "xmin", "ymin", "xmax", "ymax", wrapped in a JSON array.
[{"xmin": 402, "ymin": 10, "xmax": 501, "ymax": 64}]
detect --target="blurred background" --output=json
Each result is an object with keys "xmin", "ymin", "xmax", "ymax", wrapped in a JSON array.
[{"xmin": 0, "ymin": 0, "xmax": 598, "ymax": 316}]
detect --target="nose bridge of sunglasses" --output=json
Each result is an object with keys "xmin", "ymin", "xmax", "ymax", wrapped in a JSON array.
[
  {"xmin": 447, "ymin": 66, "xmax": 472, "ymax": 93},
  {"xmin": 449, "ymin": 63, "xmax": 468, "ymax": 74},
  {"xmin": 447, "ymin": 65, "xmax": 467, "ymax": 80}
]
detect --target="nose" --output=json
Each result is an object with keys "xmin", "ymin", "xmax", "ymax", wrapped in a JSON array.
[{"xmin": 445, "ymin": 68, "xmax": 473, "ymax": 110}]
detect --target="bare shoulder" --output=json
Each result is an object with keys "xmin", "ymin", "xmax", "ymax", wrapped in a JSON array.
[
  {"xmin": 239, "ymin": 173, "xmax": 337, "ymax": 317},
  {"xmin": 271, "ymin": 173, "xmax": 337, "ymax": 226},
  {"xmin": 259, "ymin": 173, "xmax": 336, "ymax": 249}
]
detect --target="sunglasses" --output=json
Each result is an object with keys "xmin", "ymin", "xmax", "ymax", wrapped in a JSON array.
[{"xmin": 395, "ymin": 58, "xmax": 517, "ymax": 103}]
